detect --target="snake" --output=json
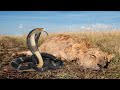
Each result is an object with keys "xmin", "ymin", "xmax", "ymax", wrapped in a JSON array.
[
  {"xmin": 10, "ymin": 28, "xmax": 64, "ymax": 72},
  {"xmin": 27, "ymin": 28, "xmax": 48, "ymax": 68}
]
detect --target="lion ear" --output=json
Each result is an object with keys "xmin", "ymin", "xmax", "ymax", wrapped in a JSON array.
[{"xmin": 107, "ymin": 54, "xmax": 115, "ymax": 62}]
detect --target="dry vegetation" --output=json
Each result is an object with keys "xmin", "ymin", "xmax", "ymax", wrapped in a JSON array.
[{"xmin": 0, "ymin": 30, "xmax": 120, "ymax": 79}]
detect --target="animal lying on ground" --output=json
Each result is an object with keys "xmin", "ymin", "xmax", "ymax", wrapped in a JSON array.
[{"xmin": 17, "ymin": 34, "xmax": 115, "ymax": 70}]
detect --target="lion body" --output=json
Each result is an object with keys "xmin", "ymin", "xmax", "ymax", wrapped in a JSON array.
[{"xmin": 39, "ymin": 34, "xmax": 114, "ymax": 70}]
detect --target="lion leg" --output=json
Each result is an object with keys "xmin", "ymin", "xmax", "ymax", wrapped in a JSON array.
[{"xmin": 12, "ymin": 50, "xmax": 32, "ymax": 57}]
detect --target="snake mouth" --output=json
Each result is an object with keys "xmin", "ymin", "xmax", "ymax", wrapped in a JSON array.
[
  {"xmin": 43, "ymin": 30, "xmax": 49, "ymax": 36},
  {"xmin": 27, "ymin": 28, "xmax": 48, "ymax": 68}
]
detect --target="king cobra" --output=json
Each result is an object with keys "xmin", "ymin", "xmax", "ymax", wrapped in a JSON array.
[{"xmin": 10, "ymin": 28, "xmax": 64, "ymax": 72}]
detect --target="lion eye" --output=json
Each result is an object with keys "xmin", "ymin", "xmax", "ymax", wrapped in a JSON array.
[{"xmin": 91, "ymin": 55, "xmax": 96, "ymax": 58}]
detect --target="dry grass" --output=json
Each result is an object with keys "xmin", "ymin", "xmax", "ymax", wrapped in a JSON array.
[{"xmin": 0, "ymin": 30, "xmax": 120, "ymax": 79}]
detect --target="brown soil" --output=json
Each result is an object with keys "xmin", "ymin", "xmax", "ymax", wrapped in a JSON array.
[{"xmin": 0, "ymin": 35, "xmax": 119, "ymax": 79}]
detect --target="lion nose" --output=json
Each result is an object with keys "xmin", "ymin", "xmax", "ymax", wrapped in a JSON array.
[
  {"xmin": 97, "ymin": 60, "xmax": 108, "ymax": 68},
  {"xmin": 97, "ymin": 64, "xmax": 105, "ymax": 68}
]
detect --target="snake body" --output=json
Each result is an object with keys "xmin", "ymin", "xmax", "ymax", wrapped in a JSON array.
[
  {"xmin": 10, "ymin": 28, "xmax": 63, "ymax": 72},
  {"xmin": 27, "ymin": 28, "xmax": 45, "ymax": 68}
]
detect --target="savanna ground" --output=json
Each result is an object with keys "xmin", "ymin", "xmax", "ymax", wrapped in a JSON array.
[{"xmin": 0, "ymin": 30, "xmax": 120, "ymax": 79}]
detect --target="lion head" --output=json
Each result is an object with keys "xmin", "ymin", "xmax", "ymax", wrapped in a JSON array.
[{"xmin": 76, "ymin": 48, "xmax": 115, "ymax": 70}]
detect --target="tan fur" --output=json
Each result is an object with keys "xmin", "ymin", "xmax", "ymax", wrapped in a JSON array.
[{"xmin": 39, "ymin": 34, "xmax": 114, "ymax": 70}]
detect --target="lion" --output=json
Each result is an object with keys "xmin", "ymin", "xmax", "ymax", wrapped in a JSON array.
[
  {"xmin": 18, "ymin": 34, "xmax": 115, "ymax": 70},
  {"xmin": 39, "ymin": 34, "xmax": 115, "ymax": 70}
]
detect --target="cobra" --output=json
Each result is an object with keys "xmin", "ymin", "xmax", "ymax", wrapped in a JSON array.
[
  {"xmin": 27, "ymin": 28, "xmax": 47, "ymax": 68},
  {"xmin": 10, "ymin": 28, "xmax": 64, "ymax": 72}
]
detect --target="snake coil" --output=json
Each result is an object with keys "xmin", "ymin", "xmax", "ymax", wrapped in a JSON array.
[{"xmin": 10, "ymin": 28, "xmax": 64, "ymax": 72}]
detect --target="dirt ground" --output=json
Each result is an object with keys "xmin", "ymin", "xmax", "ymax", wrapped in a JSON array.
[{"xmin": 0, "ymin": 35, "xmax": 120, "ymax": 79}]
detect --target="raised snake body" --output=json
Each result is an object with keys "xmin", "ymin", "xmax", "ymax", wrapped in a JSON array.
[{"xmin": 10, "ymin": 28, "xmax": 64, "ymax": 72}]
